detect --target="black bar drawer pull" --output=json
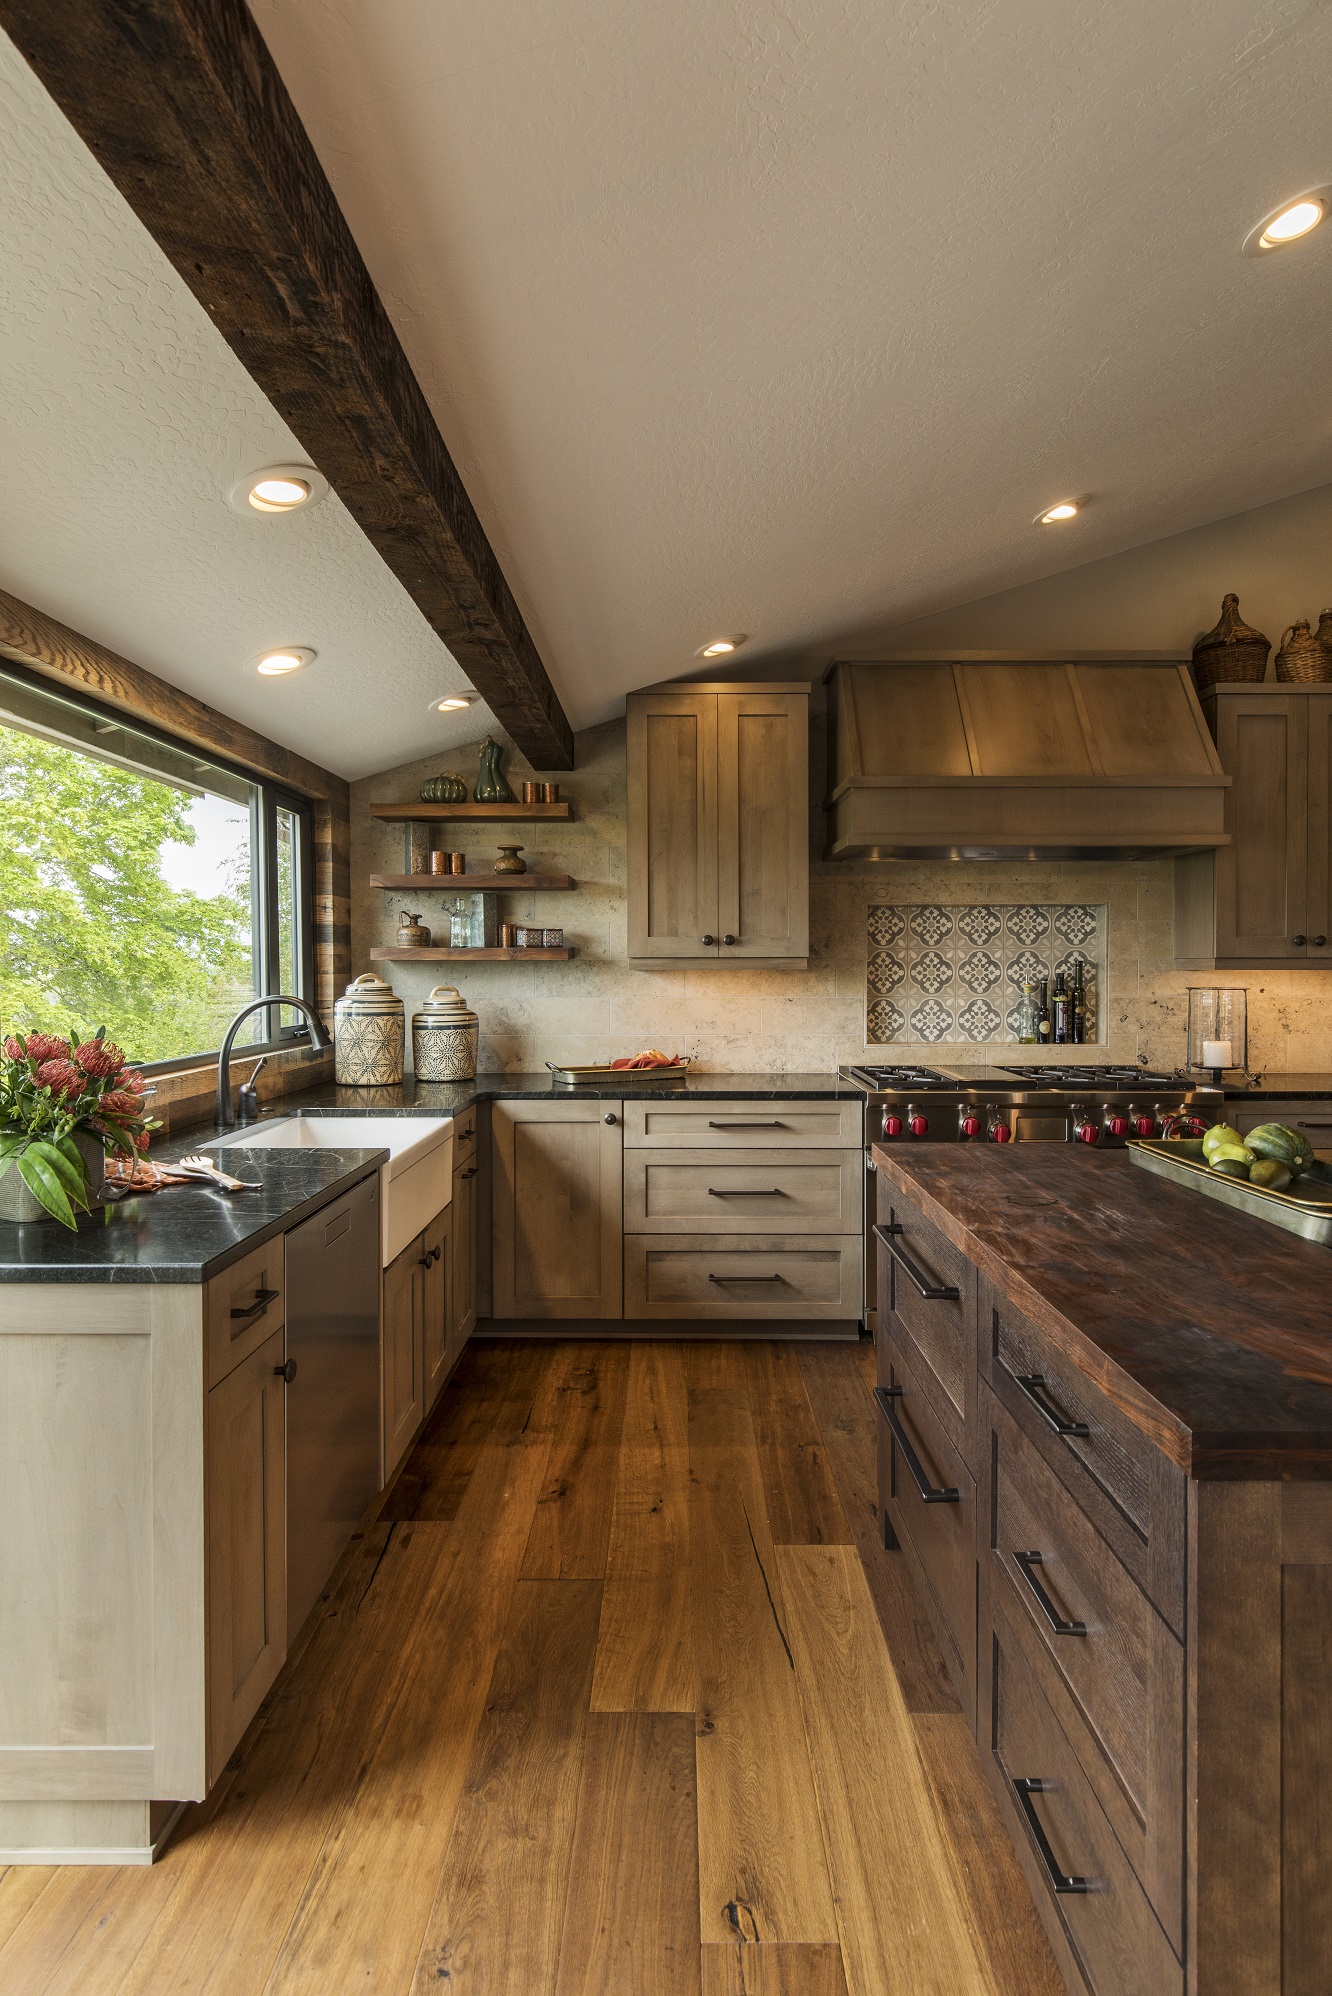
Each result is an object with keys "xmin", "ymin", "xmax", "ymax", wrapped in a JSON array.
[
  {"xmin": 873, "ymin": 1386, "xmax": 959, "ymax": 1503},
  {"xmin": 1014, "ymin": 1372, "xmax": 1090, "ymax": 1438},
  {"xmin": 230, "ymin": 1286, "xmax": 279, "ymax": 1322},
  {"xmin": 708, "ymin": 1271, "xmax": 787, "ymax": 1285},
  {"xmin": 1014, "ymin": 1551, "xmax": 1087, "ymax": 1636},
  {"xmin": 1013, "ymin": 1779, "xmax": 1091, "ymax": 1894},
  {"xmin": 708, "ymin": 1186, "xmax": 786, "ymax": 1197},
  {"xmin": 708, "ymin": 1120, "xmax": 788, "ymax": 1130},
  {"xmin": 874, "ymin": 1223, "xmax": 960, "ymax": 1301}
]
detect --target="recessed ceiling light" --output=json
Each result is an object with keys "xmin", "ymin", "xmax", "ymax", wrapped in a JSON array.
[
  {"xmin": 1243, "ymin": 187, "xmax": 1331, "ymax": 256},
  {"xmin": 1035, "ymin": 500, "xmax": 1080, "ymax": 525},
  {"xmin": 229, "ymin": 464, "xmax": 329, "ymax": 515},
  {"xmin": 427, "ymin": 693, "xmax": 476, "ymax": 713},
  {"xmin": 696, "ymin": 634, "xmax": 748, "ymax": 658},
  {"xmin": 255, "ymin": 646, "xmax": 315, "ymax": 676}
]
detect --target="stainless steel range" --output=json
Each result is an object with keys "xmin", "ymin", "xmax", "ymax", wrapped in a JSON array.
[{"xmin": 841, "ymin": 1060, "xmax": 1223, "ymax": 1328}]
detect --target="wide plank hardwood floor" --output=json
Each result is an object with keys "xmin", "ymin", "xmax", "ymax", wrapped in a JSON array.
[{"xmin": 0, "ymin": 1337, "xmax": 1064, "ymax": 1996}]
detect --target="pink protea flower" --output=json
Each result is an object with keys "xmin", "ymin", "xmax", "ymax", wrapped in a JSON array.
[
  {"xmin": 135, "ymin": 1129, "xmax": 151, "ymax": 1152},
  {"xmin": 98, "ymin": 1089, "xmax": 144, "ymax": 1118},
  {"xmin": 24, "ymin": 1033, "xmax": 72, "ymax": 1064},
  {"xmin": 35, "ymin": 1059, "xmax": 86, "ymax": 1100},
  {"xmin": 3, "ymin": 1036, "xmax": 24, "ymax": 1060},
  {"xmin": 74, "ymin": 1040, "xmax": 125, "ymax": 1078}
]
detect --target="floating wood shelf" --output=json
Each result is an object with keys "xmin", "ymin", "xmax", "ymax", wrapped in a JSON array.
[
  {"xmin": 369, "ymin": 801, "xmax": 573, "ymax": 823},
  {"xmin": 370, "ymin": 873, "xmax": 574, "ymax": 892},
  {"xmin": 370, "ymin": 946, "xmax": 574, "ymax": 962}
]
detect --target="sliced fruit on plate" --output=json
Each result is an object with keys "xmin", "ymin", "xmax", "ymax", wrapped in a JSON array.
[{"xmin": 608, "ymin": 1049, "xmax": 682, "ymax": 1070}]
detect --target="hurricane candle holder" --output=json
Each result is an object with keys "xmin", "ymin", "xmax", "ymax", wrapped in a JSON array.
[{"xmin": 1187, "ymin": 988, "xmax": 1248, "ymax": 1081}]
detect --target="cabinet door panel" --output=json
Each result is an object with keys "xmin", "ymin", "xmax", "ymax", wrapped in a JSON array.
[
  {"xmin": 421, "ymin": 1208, "xmax": 450, "ymax": 1411},
  {"xmin": 627, "ymin": 691, "xmax": 718, "ymax": 957},
  {"xmin": 382, "ymin": 1235, "xmax": 423, "ymax": 1480},
  {"xmin": 493, "ymin": 1101, "xmax": 623, "ymax": 1318},
  {"xmin": 450, "ymin": 1156, "xmax": 478, "ymax": 1361},
  {"xmin": 717, "ymin": 692, "xmax": 808, "ymax": 959},
  {"xmin": 1211, "ymin": 695, "xmax": 1307, "ymax": 959},
  {"xmin": 1306, "ymin": 693, "xmax": 1332, "ymax": 952},
  {"xmin": 207, "ymin": 1327, "xmax": 287, "ymax": 1783}
]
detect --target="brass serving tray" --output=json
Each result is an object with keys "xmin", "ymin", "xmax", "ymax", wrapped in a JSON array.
[
  {"xmin": 545, "ymin": 1059, "xmax": 690, "ymax": 1085},
  {"xmin": 1128, "ymin": 1138, "xmax": 1332, "ymax": 1247}
]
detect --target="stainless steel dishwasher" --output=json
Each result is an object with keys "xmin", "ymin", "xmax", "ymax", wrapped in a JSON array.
[{"xmin": 283, "ymin": 1170, "xmax": 381, "ymax": 1636}]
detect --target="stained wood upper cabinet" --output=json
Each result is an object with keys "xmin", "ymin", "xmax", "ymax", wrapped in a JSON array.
[
  {"xmin": 1176, "ymin": 688, "xmax": 1332, "ymax": 966},
  {"xmin": 492, "ymin": 1099, "xmax": 623, "ymax": 1318},
  {"xmin": 627, "ymin": 682, "xmax": 809, "ymax": 963}
]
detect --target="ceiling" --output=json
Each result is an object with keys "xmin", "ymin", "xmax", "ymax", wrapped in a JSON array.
[
  {"xmin": 0, "ymin": 27, "xmax": 493, "ymax": 781},
  {"xmin": 2, "ymin": 4, "xmax": 1331, "ymax": 775}
]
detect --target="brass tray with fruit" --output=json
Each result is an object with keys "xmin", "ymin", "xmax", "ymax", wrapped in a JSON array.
[
  {"xmin": 1128, "ymin": 1120, "xmax": 1332, "ymax": 1247},
  {"xmin": 545, "ymin": 1051, "xmax": 689, "ymax": 1085}
]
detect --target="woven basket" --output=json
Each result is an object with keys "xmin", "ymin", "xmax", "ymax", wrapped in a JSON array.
[
  {"xmin": 1275, "ymin": 619, "xmax": 1332, "ymax": 684},
  {"xmin": 1316, "ymin": 608, "xmax": 1332, "ymax": 653},
  {"xmin": 1192, "ymin": 593, "xmax": 1270, "ymax": 690}
]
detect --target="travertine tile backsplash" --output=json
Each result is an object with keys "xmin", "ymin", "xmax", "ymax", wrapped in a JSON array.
[{"xmin": 351, "ymin": 715, "xmax": 1332, "ymax": 1078}]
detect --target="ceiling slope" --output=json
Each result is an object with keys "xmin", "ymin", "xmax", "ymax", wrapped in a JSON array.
[{"xmin": 0, "ymin": 0, "xmax": 574, "ymax": 768}]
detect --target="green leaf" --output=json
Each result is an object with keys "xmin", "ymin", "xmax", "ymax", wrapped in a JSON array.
[
  {"xmin": 17, "ymin": 1148, "xmax": 77, "ymax": 1228},
  {"xmin": 29, "ymin": 1140, "xmax": 89, "ymax": 1210}
]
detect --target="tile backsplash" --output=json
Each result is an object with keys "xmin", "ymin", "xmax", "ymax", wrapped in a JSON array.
[{"xmin": 866, "ymin": 904, "xmax": 1105, "ymax": 1044}]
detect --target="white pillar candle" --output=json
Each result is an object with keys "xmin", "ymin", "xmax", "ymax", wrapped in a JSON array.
[{"xmin": 1202, "ymin": 1039, "xmax": 1233, "ymax": 1068}]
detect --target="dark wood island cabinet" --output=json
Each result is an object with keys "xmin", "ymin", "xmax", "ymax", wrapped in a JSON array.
[{"xmin": 872, "ymin": 1142, "xmax": 1332, "ymax": 1996}]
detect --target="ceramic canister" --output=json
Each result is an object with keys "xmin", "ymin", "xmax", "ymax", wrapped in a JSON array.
[
  {"xmin": 334, "ymin": 972, "xmax": 405, "ymax": 1086},
  {"xmin": 412, "ymin": 985, "xmax": 479, "ymax": 1082}
]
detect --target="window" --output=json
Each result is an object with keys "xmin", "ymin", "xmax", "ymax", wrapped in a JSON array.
[{"xmin": 0, "ymin": 663, "xmax": 315, "ymax": 1067}]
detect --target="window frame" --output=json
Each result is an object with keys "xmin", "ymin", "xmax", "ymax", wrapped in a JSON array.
[{"xmin": 0, "ymin": 658, "xmax": 319, "ymax": 1075}]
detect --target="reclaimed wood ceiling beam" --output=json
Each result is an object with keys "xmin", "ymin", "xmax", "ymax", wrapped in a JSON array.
[{"xmin": 0, "ymin": 0, "xmax": 575, "ymax": 769}]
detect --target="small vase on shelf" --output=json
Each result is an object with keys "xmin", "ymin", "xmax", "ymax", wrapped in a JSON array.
[
  {"xmin": 474, "ymin": 737, "xmax": 515, "ymax": 804},
  {"xmin": 493, "ymin": 845, "xmax": 527, "ymax": 874}
]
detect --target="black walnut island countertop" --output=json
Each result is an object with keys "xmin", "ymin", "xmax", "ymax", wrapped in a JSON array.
[{"xmin": 873, "ymin": 1141, "xmax": 1332, "ymax": 1480}]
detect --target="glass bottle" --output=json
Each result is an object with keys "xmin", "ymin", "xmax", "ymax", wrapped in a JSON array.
[
  {"xmin": 449, "ymin": 910, "xmax": 471, "ymax": 950},
  {"xmin": 1052, "ymin": 971, "xmax": 1072, "ymax": 1045},
  {"xmin": 1072, "ymin": 961, "xmax": 1087, "ymax": 1044},
  {"xmin": 1037, "ymin": 977, "xmax": 1052, "ymax": 1043},
  {"xmin": 1016, "ymin": 980, "xmax": 1040, "ymax": 1044}
]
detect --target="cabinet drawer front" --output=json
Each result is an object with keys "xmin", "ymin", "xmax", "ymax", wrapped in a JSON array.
[
  {"xmin": 981, "ymin": 1279, "xmax": 1185, "ymax": 1635},
  {"xmin": 624, "ymin": 1149, "xmax": 861, "ymax": 1233},
  {"xmin": 875, "ymin": 1334, "xmax": 977, "ymax": 1728},
  {"xmin": 877, "ymin": 1186, "xmax": 976, "ymax": 1470},
  {"xmin": 624, "ymin": 1234, "xmax": 861, "ymax": 1318},
  {"xmin": 622, "ymin": 1099, "xmax": 862, "ymax": 1148},
  {"xmin": 452, "ymin": 1109, "xmax": 478, "ymax": 1159},
  {"xmin": 986, "ymin": 1388, "xmax": 1183, "ymax": 1945},
  {"xmin": 984, "ymin": 1584, "xmax": 1182, "ymax": 1996},
  {"xmin": 205, "ymin": 1238, "xmax": 286, "ymax": 1388}
]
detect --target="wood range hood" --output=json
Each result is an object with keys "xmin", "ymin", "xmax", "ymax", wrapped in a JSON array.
[{"xmin": 824, "ymin": 655, "xmax": 1231, "ymax": 861}]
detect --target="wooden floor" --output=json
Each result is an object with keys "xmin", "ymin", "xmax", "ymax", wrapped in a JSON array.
[{"xmin": 0, "ymin": 1337, "xmax": 1066, "ymax": 1996}]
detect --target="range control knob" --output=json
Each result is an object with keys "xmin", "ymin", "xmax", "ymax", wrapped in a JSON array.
[
  {"xmin": 960, "ymin": 1113, "xmax": 983, "ymax": 1138},
  {"xmin": 883, "ymin": 1113, "xmax": 903, "ymax": 1138},
  {"xmin": 1075, "ymin": 1120, "xmax": 1100, "ymax": 1144},
  {"xmin": 1177, "ymin": 1114, "xmax": 1208, "ymax": 1138},
  {"xmin": 907, "ymin": 1113, "xmax": 929, "ymax": 1138},
  {"xmin": 988, "ymin": 1121, "xmax": 1012, "ymax": 1143},
  {"xmin": 1132, "ymin": 1114, "xmax": 1156, "ymax": 1137},
  {"xmin": 1106, "ymin": 1114, "xmax": 1130, "ymax": 1139}
]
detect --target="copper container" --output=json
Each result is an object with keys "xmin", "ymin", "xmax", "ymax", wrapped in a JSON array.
[
  {"xmin": 541, "ymin": 782, "xmax": 560, "ymax": 803},
  {"xmin": 396, "ymin": 911, "xmax": 431, "ymax": 948},
  {"xmin": 500, "ymin": 922, "xmax": 517, "ymax": 947},
  {"xmin": 522, "ymin": 780, "xmax": 541, "ymax": 804},
  {"xmin": 429, "ymin": 850, "xmax": 449, "ymax": 875},
  {"xmin": 450, "ymin": 851, "xmax": 466, "ymax": 874}
]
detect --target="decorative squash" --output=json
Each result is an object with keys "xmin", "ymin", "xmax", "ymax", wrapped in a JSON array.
[
  {"xmin": 474, "ymin": 736, "xmax": 515, "ymax": 804},
  {"xmin": 1244, "ymin": 1122, "xmax": 1314, "ymax": 1172}
]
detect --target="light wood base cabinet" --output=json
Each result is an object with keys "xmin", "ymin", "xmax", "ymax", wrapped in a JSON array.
[
  {"xmin": 451, "ymin": 1145, "xmax": 478, "ymax": 1358},
  {"xmin": 624, "ymin": 1232, "xmax": 862, "ymax": 1320},
  {"xmin": 492, "ymin": 1098, "xmax": 623, "ymax": 1318}
]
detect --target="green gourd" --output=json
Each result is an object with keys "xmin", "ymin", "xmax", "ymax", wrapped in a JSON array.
[
  {"xmin": 474, "ymin": 737, "xmax": 514, "ymax": 804},
  {"xmin": 419, "ymin": 773, "xmax": 468, "ymax": 804},
  {"xmin": 1244, "ymin": 1123, "xmax": 1314, "ymax": 1172}
]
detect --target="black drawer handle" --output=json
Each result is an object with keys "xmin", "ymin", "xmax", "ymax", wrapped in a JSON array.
[
  {"xmin": 460, "ymin": 1165, "xmax": 479, "ymax": 1178},
  {"xmin": 708, "ymin": 1186, "xmax": 787, "ymax": 1197},
  {"xmin": 230, "ymin": 1286, "xmax": 279, "ymax": 1322},
  {"xmin": 1013, "ymin": 1551, "xmax": 1087, "ymax": 1636},
  {"xmin": 1296, "ymin": 1121, "xmax": 1332, "ymax": 1129},
  {"xmin": 273, "ymin": 1358, "xmax": 297, "ymax": 1383},
  {"xmin": 708, "ymin": 1120, "xmax": 788, "ymax": 1130},
  {"xmin": 873, "ymin": 1385, "xmax": 959, "ymax": 1503},
  {"xmin": 708, "ymin": 1271, "xmax": 787, "ymax": 1285},
  {"xmin": 874, "ymin": 1223, "xmax": 960, "ymax": 1301},
  {"xmin": 1013, "ymin": 1779, "xmax": 1091, "ymax": 1894},
  {"xmin": 1014, "ymin": 1372, "xmax": 1090, "ymax": 1438}
]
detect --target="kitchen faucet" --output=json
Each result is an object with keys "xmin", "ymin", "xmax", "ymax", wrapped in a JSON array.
[{"xmin": 216, "ymin": 995, "xmax": 332, "ymax": 1128}]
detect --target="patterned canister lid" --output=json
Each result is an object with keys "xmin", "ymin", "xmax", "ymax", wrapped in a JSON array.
[
  {"xmin": 413, "ymin": 984, "xmax": 478, "ymax": 1027},
  {"xmin": 336, "ymin": 972, "xmax": 402, "ymax": 1012}
]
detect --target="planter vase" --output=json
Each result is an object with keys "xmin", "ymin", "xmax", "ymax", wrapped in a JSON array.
[
  {"xmin": 474, "ymin": 736, "xmax": 515, "ymax": 804},
  {"xmin": 0, "ymin": 1128, "xmax": 105, "ymax": 1223}
]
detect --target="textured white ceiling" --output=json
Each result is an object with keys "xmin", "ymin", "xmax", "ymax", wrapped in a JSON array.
[
  {"xmin": 0, "ymin": 29, "xmax": 494, "ymax": 781},
  {"xmin": 250, "ymin": 0, "xmax": 1332, "ymax": 725}
]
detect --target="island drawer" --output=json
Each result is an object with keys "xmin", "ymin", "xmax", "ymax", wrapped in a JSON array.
[
  {"xmin": 876, "ymin": 1331, "xmax": 978, "ymax": 1730},
  {"xmin": 624, "ymin": 1149, "xmax": 862, "ymax": 1233},
  {"xmin": 205, "ymin": 1237, "xmax": 286, "ymax": 1387},
  {"xmin": 624, "ymin": 1233, "xmax": 862, "ymax": 1319},
  {"xmin": 980, "ymin": 1278, "xmax": 1185, "ymax": 1637},
  {"xmin": 982, "ymin": 1580, "xmax": 1183, "ymax": 1996},
  {"xmin": 876, "ymin": 1182, "xmax": 977, "ymax": 1472},
  {"xmin": 983, "ymin": 1384, "xmax": 1184, "ymax": 1949},
  {"xmin": 622, "ymin": 1099, "xmax": 863, "ymax": 1149}
]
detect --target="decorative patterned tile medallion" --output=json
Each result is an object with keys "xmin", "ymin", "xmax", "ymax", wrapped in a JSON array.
[{"xmin": 865, "ymin": 903, "xmax": 1104, "ymax": 1045}]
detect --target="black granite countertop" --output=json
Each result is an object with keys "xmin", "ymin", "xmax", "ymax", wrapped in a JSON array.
[
  {"xmin": 0, "ymin": 1072, "xmax": 860, "ymax": 1282},
  {"xmin": 1222, "ymin": 1075, "xmax": 1332, "ymax": 1101}
]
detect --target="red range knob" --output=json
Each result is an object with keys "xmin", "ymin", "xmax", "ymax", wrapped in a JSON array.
[
  {"xmin": 907, "ymin": 1114, "xmax": 929, "ymax": 1138},
  {"xmin": 883, "ymin": 1114, "xmax": 903, "ymax": 1138},
  {"xmin": 1075, "ymin": 1122, "xmax": 1100, "ymax": 1144},
  {"xmin": 989, "ymin": 1122, "xmax": 1012, "ymax": 1143},
  {"xmin": 960, "ymin": 1114, "xmax": 982, "ymax": 1137},
  {"xmin": 1106, "ymin": 1115, "xmax": 1130, "ymax": 1138},
  {"xmin": 1132, "ymin": 1114, "xmax": 1156, "ymax": 1137}
]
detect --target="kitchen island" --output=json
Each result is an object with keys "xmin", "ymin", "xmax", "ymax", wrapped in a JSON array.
[{"xmin": 871, "ymin": 1141, "xmax": 1332, "ymax": 1996}]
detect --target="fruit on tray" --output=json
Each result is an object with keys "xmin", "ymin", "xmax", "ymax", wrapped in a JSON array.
[
  {"xmin": 1249, "ymin": 1157, "xmax": 1294, "ymax": 1193},
  {"xmin": 1244, "ymin": 1122, "xmax": 1315, "ymax": 1173},
  {"xmin": 608, "ymin": 1049, "xmax": 682, "ymax": 1069},
  {"xmin": 1210, "ymin": 1155, "xmax": 1256, "ymax": 1180},
  {"xmin": 1202, "ymin": 1123, "xmax": 1247, "ymax": 1159}
]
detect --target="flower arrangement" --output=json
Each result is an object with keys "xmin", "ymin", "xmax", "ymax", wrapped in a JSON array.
[{"xmin": 0, "ymin": 1029, "xmax": 160, "ymax": 1227}]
